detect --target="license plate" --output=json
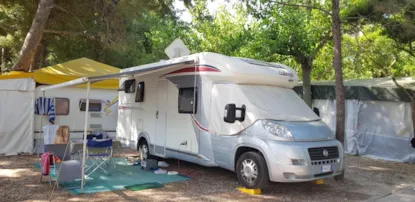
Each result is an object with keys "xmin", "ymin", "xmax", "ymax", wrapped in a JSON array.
[{"xmin": 321, "ymin": 165, "xmax": 332, "ymax": 173}]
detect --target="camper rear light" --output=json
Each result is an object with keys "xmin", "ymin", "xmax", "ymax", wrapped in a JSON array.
[{"xmin": 261, "ymin": 120, "xmax": 293, "ymax": 140}]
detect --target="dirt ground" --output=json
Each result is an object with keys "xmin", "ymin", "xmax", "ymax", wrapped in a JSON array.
[{"xmin": 1, "ymin": 149, "xmax": 414, "ymax": 202}]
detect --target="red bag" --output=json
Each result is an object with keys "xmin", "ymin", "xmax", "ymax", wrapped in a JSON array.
[
  {"xmin": 41, "ymin": 152, "xmax": 51, "ymax": 176},
  {"xmin": 40, "ymin": 152, "xmax": 61, "ymax": 176}
]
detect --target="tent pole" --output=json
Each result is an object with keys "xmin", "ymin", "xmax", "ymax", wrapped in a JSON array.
[{"xmin": 81, "ymin": 82, "xmax": 91, "ymax": 193}]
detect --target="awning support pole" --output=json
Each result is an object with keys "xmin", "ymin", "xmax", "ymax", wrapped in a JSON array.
[
  {"xmin": 37, "ymin": 91, "xmax": 45, "ymax": 158},
  {"xmin": 81, "ymin": 82, "xmax": 91, "ymax": 193}
]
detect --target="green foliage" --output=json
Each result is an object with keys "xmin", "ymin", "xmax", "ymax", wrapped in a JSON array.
[
  {"xmin": 1, "ymin": 0, "xmax": 413, "ymax": 79},
  {"xmin": 344, "ymin": 0, "xmax": 415, "ymax": 44},
  {"xmin": 0, "ymin": 0, "xmax": 180, "ymax": 70},
  {"xmin": 185, "ymin": 0, "xmax": 413, "ymax": 80},
  {"xmin": 185, "ymin": 5, "xmax": 253, "ymax": 56}
]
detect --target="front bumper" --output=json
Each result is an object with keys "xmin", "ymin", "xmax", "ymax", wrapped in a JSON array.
[{"xmin": 264, "ymin": 139, "xmax": 344, "ymax": 182}]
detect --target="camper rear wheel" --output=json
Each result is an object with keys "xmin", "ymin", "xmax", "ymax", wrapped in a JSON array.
[
  {"xmin": 138, "ymin": 139, "xmax": 150, "ymax": 161},
  {"xmin": 236, "ymin": 151, "xmax": 269, "ymax": 189}
]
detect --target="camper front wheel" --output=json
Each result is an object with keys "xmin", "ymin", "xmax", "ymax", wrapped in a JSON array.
[
  {"xmin": 236, "ymin": 151, "xmax": 269, "ymax": 189},
  {"xmin": 138, "ymin": 139, "xmax": 150, "ymax": 160}
]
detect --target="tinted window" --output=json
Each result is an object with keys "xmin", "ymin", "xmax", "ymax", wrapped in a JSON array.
[
  {"xmin": 135, "ymin": 81, "xmax": 145, "ymax": 102},
  {"xmin": 55, "ymin": 98, "xmax": 70, "ymax": 115},
  {"xmin": 119, "ymin": 79, "xmax": 135, "ymax": 93},
  {"xmin": 178, "ymin": 87, "xmax": 197, "ymax": 114},
  {"xmin": 79, "ymin": 99, "xmax": 102, "ymax": 112}
]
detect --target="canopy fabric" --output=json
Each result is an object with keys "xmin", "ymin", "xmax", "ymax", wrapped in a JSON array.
[
  {"xmin": 34, "ymin": 58, "xmax": 120, "ymax": 89},
  {"xmin": 0, "ymin": 71, "xmax": 34, "ymax": 80},
  {"xmin": 0, "ymin": 58, "xmax": 120, "ymax": 89}
]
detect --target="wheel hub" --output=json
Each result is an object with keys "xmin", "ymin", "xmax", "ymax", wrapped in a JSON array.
[
  {"xmin": 140, "ymin": 144, "xmax": 148, "ymax": 159},
  {"xmin": 240, "ymin": 159, "xmax": 258, "ymax": 183}
]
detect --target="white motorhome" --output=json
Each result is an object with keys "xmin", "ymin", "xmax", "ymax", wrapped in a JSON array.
[
  {"xmin": 116, "ymin": 52, "xmax": 344, "ymax": 188},
  {"xmin": 0, "ymin": 58, "xmax": 119, "ymax": 155}
]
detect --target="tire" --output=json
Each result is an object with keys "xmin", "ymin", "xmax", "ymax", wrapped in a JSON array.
[
  {"xmin": 236, "ymin": 151, "xmax": 269, "ymax": 189},
  {"xmin": 137, "ymin": 139, "xmax": 150, "ymax": 161}
]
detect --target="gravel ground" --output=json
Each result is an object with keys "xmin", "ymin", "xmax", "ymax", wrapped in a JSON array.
[{"xmin": 1, "ymin": 149, "xmax": 414, "ymax": 202}]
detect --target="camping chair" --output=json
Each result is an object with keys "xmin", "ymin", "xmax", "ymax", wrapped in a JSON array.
[
  {"xmin": 41, "ymin": 126, "xmax": 83, "ymax": 190},
  {"xmin": 44, "ymin": 125, "xmax": 71, "ymax": 161},
  {"xmin": 84, "ymin": 138, "xmax": 115, "ymax": 176},
  {"xmin": 88, "ymin": 129, "xmax": 122, "ymax": 156},
  {"xmin": 40, "ymin": 125, "xmax": 69, "ymax": 185}
]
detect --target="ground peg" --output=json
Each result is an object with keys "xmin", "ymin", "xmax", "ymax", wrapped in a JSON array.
[
  {"xmin": 237, "ymin": 187, "xmax": 261, "ymax": 195},
  {"xmin": 312, "ymin": 179, "xmax": 324, "ymax": 185}
]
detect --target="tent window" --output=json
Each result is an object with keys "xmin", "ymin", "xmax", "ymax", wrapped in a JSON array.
[
  {"xmin": 119, "ymin": 79, "xmax": 135, "ymax": 93},
  {"xmin": 135, "ymin": 81, "xmax": 145, "ymax": 102},
  {"xmin": 79, "ymin": 99, "xmax": 102, "ymax": 112},
  {"xmin": 55, "ymin": 98, "xmax": 70, "ymax": 116},
  {"xmin": 178, "ymin": 87, "xmax": 197, "ymax": 114}
]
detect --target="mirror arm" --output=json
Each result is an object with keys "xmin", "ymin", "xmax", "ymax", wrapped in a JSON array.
[{"xmin": 235, "ymin": 105, "xmax": 246, "ymax": 122}]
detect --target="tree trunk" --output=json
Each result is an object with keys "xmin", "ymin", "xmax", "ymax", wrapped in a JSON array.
[
  {"xmin": 301, "ymin": 61, "xmax": 313, "ymax": 107},
  {"xmin": 412, "ymin": 101, "xmax": 415, "ymax": 138},
  {"xmin": 1, "ymin": 48, "xmax": 4, "ymax": 74},
  {"xmin": 12, "ymin": 0, "xmax": 54, "ymax": 72},
  {"xmin": 30, "ymin": 40, "xmax": 47, "ymax": 71},
  {"xmin": 332, "ymin": 0, "xmax": 345, "ymax": 181},
  {"xmin": 30, "ymin": 45, "xmax": 41, "ymax": 71},
  {"xmin": 39, "ymin": 42, "xmax": 47, "ymax": 69}
]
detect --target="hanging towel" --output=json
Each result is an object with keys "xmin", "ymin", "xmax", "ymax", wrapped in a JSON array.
[
  {"xmin": 35, "ymin": 97, "xmax": 56, "ymax": 124},
  {"xmin": 43, "ymin": 125, "xmax": 60, "ymax": 145}
]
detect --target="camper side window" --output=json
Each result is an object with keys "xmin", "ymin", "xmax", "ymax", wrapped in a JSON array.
[
  {"xmin": 135, "ymin": 81, "xmax": 145, "ymax": 102},
  {"xmin": 55, "ymin": 98, "xmax": 70, "ymax": 115},
  {"xmin": 79, "ymin": 99, "xmax": 102, "ymax": 112},
  {"xmin": 119, "ymin": 79, "xmax": 136, "ymax": 93},
  {"xmin": 178, "ymin": 87, "xmax": 197, "ymax": 114}
]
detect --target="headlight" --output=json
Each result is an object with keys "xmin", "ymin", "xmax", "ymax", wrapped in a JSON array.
[{"xmin": 261, "ymin": 120, "xmax": 293, "ymax": 139}]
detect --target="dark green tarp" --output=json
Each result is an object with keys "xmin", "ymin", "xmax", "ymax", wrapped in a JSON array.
[{"xmin": 294, "ymin": 77, "xmax": 415, "ymax": 102}]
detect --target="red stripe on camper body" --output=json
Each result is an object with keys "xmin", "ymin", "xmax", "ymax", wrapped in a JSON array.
[
  {"xmin": 191, "ymin": 115, "xmax": 209, "ymax": 132},
  {"xmin": 166, "ymin": 66, "xmax": 220, "ymax": 75}
]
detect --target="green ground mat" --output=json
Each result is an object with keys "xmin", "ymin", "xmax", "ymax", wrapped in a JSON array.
[
  {"xmin": 125, "ymin": 182, "xmax": 164, "ymax": 191},
  {"xmin": 34, "ymin": 158, "xmax": 189, "ymax": 195}
]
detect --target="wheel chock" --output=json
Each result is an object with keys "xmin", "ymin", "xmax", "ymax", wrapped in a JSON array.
[
  {"xmin": 311, "ymin": 179, "xmax": 324, "ymax": 185},
  {"xmin": 237, "ymin": 187, "xmax": 261, "ymax": 195}
]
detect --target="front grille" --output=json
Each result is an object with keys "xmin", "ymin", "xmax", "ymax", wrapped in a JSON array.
[
  {"xmin": 311, "ymin": 159, "xmax": 337, "ymax": 165},
  {"xmin": 308, "ymin": 146, "xmax": 339, "ymax": 161}
]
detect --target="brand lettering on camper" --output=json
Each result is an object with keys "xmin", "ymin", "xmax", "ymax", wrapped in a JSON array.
[{"xmin": 279, "ymin": 71, "xmax": 294, "ymax": 78}]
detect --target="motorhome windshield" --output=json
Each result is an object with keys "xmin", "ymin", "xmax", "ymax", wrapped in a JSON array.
[{"xmin": 239, "ymin": 85, "xmax": 320, "ymax": 122}]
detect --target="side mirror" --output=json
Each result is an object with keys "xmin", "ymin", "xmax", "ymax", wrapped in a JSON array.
[
  {"xmin": 224, "ymin": 104, "xmax": 236, "ymax": 123},
  {"xmin": 124, "ymin": 79, "xmax": 135, "ymax": 93},
  {"xmin": 313, "ymin": 107, "xmax": 320, "ymax": 117},
  {"xmin": 224, "ymin": 104, "xmax": 246, "ymax": 123}
]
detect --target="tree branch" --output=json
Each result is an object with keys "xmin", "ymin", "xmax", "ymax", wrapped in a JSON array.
[
  {"xmin": 311, "ymin": 31, "xmax": 332, "ymax": 58},
  {"xmin": 400, "ymin": 46, "xmax": 415, "ymax": 58},
  {"xmin": 392, "ymin": 77, "xmax": 414, "ymax": 102},
  {"xmin": 43, "ymin": 29, "xmax": 100, "ymax": 41},
  {"xmin": 272, "ymin": 1, "xmax": 331, "ymax": 16},
  {"xmin": 53, "ymin": 4, "xmax": 85, "ymax": 29}
]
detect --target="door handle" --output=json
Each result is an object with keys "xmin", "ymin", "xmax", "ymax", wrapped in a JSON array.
[{"xmin": 156, "ymin": 110, "xmax": 159, "ymax": 119}]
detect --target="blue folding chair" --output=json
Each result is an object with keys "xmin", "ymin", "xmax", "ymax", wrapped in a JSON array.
[{"xmin": 84, "ymin": 138, "xmax": 114, "ymax": 176}]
